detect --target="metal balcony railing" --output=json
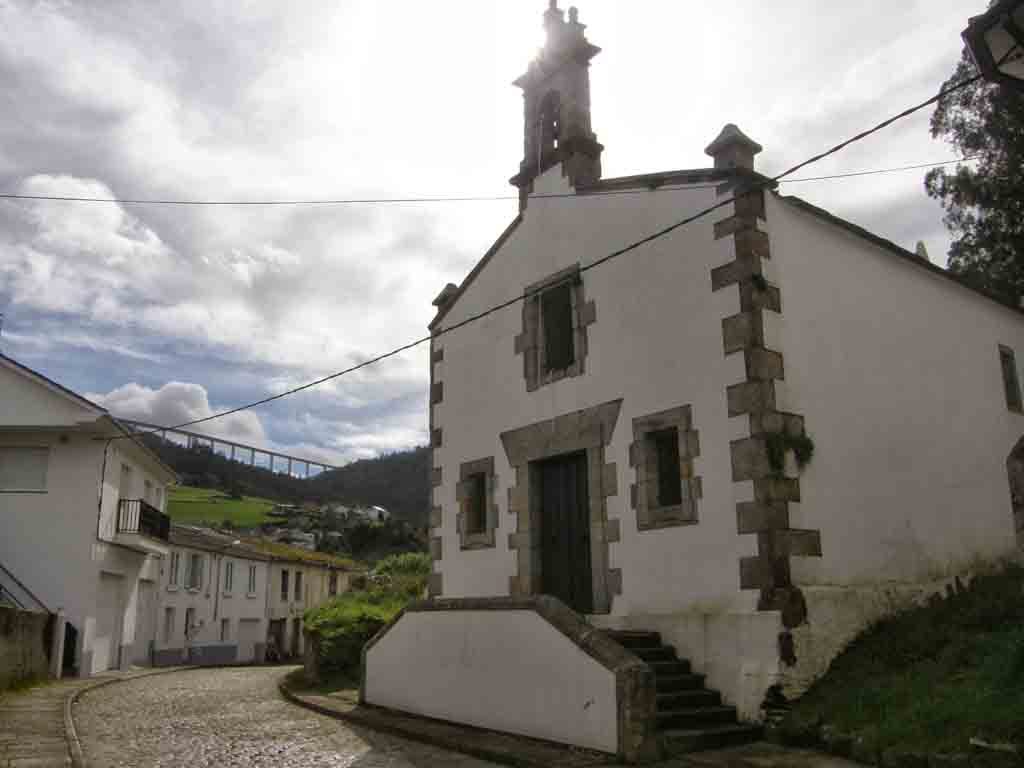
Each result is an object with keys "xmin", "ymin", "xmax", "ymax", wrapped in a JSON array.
[{"xmin": 117, "ymin": 498, "xmax": 171, "ymax": 542}]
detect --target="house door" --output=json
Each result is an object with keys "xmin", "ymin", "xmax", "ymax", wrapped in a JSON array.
[
  {"xmin": 133, "ymin": 580, "xmax": 157, "ymax": 666},
  {"xmin": 538, "ymin": 452, "xmax": 593, "ymax": 613}
]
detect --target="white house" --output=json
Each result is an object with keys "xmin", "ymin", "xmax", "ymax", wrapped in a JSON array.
[
  {"xmin": 364, "ymin": 3, "xmax": 1024, "ymax": 762},
  {"xmin": 0, "ymin": 353, "xmax": 178, "ymax": 676},
  {"xmin": 265, "ymin": 557, "xmax": 350, "ymax": 659},
  {"xmin": 153, "ymin": 525, "xmax": 272, "ymax": 666}
]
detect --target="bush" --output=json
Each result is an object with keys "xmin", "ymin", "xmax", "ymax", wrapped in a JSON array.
[{"xmin": 304, "ymin": 553, "xmax": 431, "ymax": 676}]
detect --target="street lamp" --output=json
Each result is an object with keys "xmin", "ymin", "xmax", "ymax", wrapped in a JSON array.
[{"xmin": 963, "ymin": 0, "xmax": 1024, "ymax": 93}]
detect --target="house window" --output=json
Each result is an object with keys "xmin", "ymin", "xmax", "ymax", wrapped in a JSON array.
[
  {"xmin": 465, "ymin": 473, "xmax": 488, "ymax": 534},
  {"xmin": 281, "ymin": 570, "xmax": 289, "ymax": 601},
  {"xmin": 458, "ymin": 457, "xmax": 496, "ymax": 550},
  {"xmin": 515, "ymin": 264, "xmax": 596, "ymax": 392},
  {"xmin": 248, "ymin": 565, "xmax": 257, "ymax": 595},
  {"xmin": 220, "ymin": 618, "xmax": 230, "ymax": 642},
  {"xmin": 168, "ymin": 551, "xmax": 181, "ymax": 587},
  {"xmin": 164, "ymin": 606, "xmax": 176, "ymax": 643},
  {"xmin": 1000, "ymin": 345, "xmax": 1022, "ymax": 413},
  {"xmin": 541, "ymin": 282, "xmax": 575, "ymax": 372},
  {"xmin": 328, "ymin": 572, "xmax": 338, "ymax": 597},
  {"xmin": 294, "ymin": 571, "xmax": 303, "ymax": 602},
  {"xmin": 651, "ymin": 428, "xmax": 683, "ymax": 507},
  {"xmin": 185, "ymin": 553, "xmax": 204, "ymax": 590},
  {"xmin": 631, "ymin": 406, "xmax": 702, "ymax": 530},
  {"xmin": 224, "ymin": 560, "xmax": 234, "ymax": 594},
  {"xmin": 0, "ymin": 447, "xmax": 49, "ymax": 492}
]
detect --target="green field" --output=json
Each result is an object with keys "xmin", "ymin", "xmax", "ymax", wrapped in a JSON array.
[{"xmin": 167, "ymin": 486, "xmax": 277, "ymax": 527}]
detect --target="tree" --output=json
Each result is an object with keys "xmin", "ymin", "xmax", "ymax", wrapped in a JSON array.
[{"xmin": 926, "ymin": 49, "xmax": 1024, "ymax": 304}]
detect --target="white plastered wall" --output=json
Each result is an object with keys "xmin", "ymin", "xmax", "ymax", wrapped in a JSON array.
[
  {"xmin": 434, "ymin": 167, "xmax": 755, "ymax": 616},
  {"xmin": 766, "ymin": 194, "xmax": 1024, "ymax": 693},
  {"xmin": 364, "ymin": 609, "xmax": 618, "ymax": 753}
]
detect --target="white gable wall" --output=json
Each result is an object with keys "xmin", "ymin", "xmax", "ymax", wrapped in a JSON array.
[
  {"xmin": 0, "ymin": 363, "xmax": 100, "ymax": 427},
  {"xmin": 435, "ymin": 166, "xmax": 752, "ymax": 615},
  {"xmin": 768, "ymin": 195, "xmax": 1024, "ymax": 585}
]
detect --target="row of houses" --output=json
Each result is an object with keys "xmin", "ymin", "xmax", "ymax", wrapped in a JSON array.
[{"xmin": 0, "ymin": 352, "xmax": 356, "ymax": 676}]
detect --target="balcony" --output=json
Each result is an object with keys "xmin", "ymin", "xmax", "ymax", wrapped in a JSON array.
[{"xmin": 116, "ymin": 498, "xmax": 171, "ymax": 555}]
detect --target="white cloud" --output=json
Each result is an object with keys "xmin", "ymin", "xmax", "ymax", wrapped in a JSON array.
[{"xmin": 90, "ymin": 381, "xmax": 267, "ymax": 445}]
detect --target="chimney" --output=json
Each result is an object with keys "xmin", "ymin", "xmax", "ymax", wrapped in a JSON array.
[{"xmin": 704, "ymin": 123, "xmax": 763, "ymax": 171}]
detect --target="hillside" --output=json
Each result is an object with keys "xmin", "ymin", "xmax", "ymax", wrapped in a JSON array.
[
  {"xmin": 143, "ymin": 435, "xmax": 431, "ymax": 527},
  {"xmin": 166, "ymin": 486, "xmax": 277, "ymax": 527},
  {"xmin": 307, "ymin": 446, "xmax": 431, "ymax": 527},
  {"xmin": 781, "ymin": 562, "xmax": 1024, "ymax": 759}
]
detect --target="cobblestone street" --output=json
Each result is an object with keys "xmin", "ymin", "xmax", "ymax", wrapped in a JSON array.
[{"xmin": 74, "ymin": 666, "xmax": 499, "ymax": 768}]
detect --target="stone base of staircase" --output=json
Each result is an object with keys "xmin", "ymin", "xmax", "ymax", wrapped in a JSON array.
[{"xmin": 601, "ymin": 629, "xmax": 762, "ymax": 757}]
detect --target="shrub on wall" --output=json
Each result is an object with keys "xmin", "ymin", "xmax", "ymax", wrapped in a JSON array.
[{"xmin": 304, "ymin": 552, "xmax": 431, "ymax": 677}]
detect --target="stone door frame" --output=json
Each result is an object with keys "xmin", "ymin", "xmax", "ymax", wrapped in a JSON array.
[{"xmin": 501, "ymin": 399, "xmax": 623, "ymax": 614}]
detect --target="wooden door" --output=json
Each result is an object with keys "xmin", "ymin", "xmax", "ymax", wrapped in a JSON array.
[{"xmin": 539, "ymin": 452, "xmax": 593, "ymax": 613}]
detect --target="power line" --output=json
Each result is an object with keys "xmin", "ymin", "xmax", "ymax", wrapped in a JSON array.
[
  {"xmin": 106, "ymin": 73, "xmax": 980, "ymax": 443},
  {"xmin": 0, "ymin": 158, "xmax": 979, "ymax": 207}
]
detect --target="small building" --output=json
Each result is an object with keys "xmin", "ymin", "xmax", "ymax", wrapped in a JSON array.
[
  {"xmin": 365, "ymin": 3, "xmax": 1024, "ymax": 762},
  {"xmin": 0, "ymin": 353, "xmax": 177, "ymax": 676},
  {"xmin": 153, "ymin": 525, "xmax": 272, "ymax": 666}
]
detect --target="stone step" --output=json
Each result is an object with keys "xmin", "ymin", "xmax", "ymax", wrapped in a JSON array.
[
  {"xmin": 655, "ymin": 705, "xmax": 739, "ymax": 731},
  {"xmin": 654, "ymin": 673, "xmax": 706, "ymax": 693},
  {"xmin": 601, "ymin": 630, "xmax": 662, "ymax": 649},
  {"xmin": 632, "ymin": 646, "xmax": 677, "ymax": 663},
  {"xmin": 648, "ymin": 659, "xmax": 692, "ymax": 677},
  {"xmin": 656, "ymin": 689, "xmax": 721, "ymax": 709},
  {"xmin": 660, "ymin": 723, "xmax": 764, "ymax": 754}
]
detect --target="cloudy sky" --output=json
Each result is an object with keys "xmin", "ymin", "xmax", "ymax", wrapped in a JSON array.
[{"xmin": 0, "ymin": 0, "xmax": 980, "ymax": 466}]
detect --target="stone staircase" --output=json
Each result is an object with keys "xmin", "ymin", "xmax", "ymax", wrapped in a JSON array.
[{"xmin": 602, "ymin": 629, "xmax": 762, "ymax": 755}]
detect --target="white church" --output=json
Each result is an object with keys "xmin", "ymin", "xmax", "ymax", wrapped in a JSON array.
[{"xmin": 363, "ymin": 3, "xmax": 1024, "ymax": 761}]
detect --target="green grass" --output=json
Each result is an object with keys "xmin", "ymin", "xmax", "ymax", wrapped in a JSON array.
[
  {"xmin": 167, "ymin": 485, "xmax": 277, "ymax": 527},
  {"xmin": 785, "ymin": 562, "xmax": 1024, "ymax": 755}
]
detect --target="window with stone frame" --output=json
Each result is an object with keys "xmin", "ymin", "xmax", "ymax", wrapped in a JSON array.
[
  {"xmin": 1000, "ymin": 345, "xmax": 1022, "ymax": 413},
  {"xmin": 457, "ymin": 457, "xmax": 497, "ymax": 549},
  {"xmin": 630, "ymin": 406, "xmax": 702, "ymax": 530},
  {"xmin": 514, "ymin": 264, "xmax": 596, "ymax": 392}
]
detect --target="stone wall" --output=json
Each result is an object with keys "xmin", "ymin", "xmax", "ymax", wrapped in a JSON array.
[{"xmin": 0, "ymin": 606, "xmax": 51, "ymax": 689}]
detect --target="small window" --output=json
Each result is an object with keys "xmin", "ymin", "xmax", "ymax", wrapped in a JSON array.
[
  {"xmin": 465, "ymin": 473, "xmax": 488, "ymax": 534},
  {"xmin": 1001, "ymin": 346, "xmax": 1022, "ymax": 412},
  {"xmin": 248, "ymin": 565, "xmax": 257, "ymax": 594},
  {"xmin": 186, "ymin": 553, "xmax": 203, "ymax": 590},
  {"xmin": 224, "ymin": 560, "xmax": 234, "ymax": 593},
  {"xmin": 541, "ymin": 282, "xmax": 575, "ymax": 372},
  {"xmin": 651, "ymin": 428, "xmax": 682, "ymax": 508},
  {"xmin": 168, "ymin": 552, "xmax": 181, "ymax": 586},
  {"xmin": 294, "ymin": 571, "xmax": 303, "ymax": 602},
  {"xmin": 281, "ymin": 570, "xmax": 289, "ymax": 601},
  {"xmin": 164, "ymin": 606, "xmax": 176, "ymax": 643},
  {"xmin": 328, "ymin": 572, "xmax": 338, "ymax": 597},
  {"xmin": 0, "ymin": 447, "xmax": 49, "ymax": 492},
  {"xmin": 220, "ymin": 618, "xmax": 230, "ymax": 642}
]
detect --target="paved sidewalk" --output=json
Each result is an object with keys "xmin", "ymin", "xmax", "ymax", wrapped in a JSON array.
[
  {"xmin": 0, "ymin": 667, "xmax": 183, "ymax": 767},
  {"xmin": 284, "ymin": 682, "xmax": 863, "ymax": 768}
]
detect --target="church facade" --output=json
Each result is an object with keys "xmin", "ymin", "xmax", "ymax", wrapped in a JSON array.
[{"xmin": 365, "ymin": 3, "xmax": 1024, "ymax": 759}]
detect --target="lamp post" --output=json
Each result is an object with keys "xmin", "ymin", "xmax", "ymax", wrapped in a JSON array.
[{"xmin": 963, "ymin": 0, "xmax": 1024, "ymax": 93}]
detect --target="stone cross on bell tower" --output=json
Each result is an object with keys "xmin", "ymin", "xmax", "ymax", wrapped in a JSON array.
[{"xmin": 510, "ymin": 1, "xmax": 603, "ymax": 209}]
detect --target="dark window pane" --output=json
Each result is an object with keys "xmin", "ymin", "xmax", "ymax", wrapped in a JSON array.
[
  {"xmin": 542, "ymin": 283, "xmax": 575, "ymax": 372},
  {"xmin": 467, "ymin": 473, "xmax": 487, "ymax": 534},
  {"xmin": 653, "ymin": 428, "xmax": 682, "ymax": 507},
  {"xmin": 1001, "ymin": 348, "xmax": 1022, "ymax": 412}
]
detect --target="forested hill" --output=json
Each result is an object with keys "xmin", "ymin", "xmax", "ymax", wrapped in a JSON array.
[
  {"xmin": 141, "ymin": 435, "xmax": 431, "ymax": 527},
  {"xmin": 307, "ymin": 446, "xmax": 431, "ymax": 527}
]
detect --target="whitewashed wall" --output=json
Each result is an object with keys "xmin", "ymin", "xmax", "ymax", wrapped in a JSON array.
[
  {"xmin": 364, "ymin": 608, "xmax": 618, "ymax": 753},
  {"xmin": 433, "ymin": 166, "xmax": 750, "ymax": 615}
]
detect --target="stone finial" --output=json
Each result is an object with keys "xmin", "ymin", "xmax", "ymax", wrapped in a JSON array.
[
  {"xmin": 432, "ymin": 283, "xmax": 459, "ymax": 308},
  {"xmin": 915, "ymin": 241, "xmax": 930, "ymax": 261},
  {"xmin": 704, "ymin": 123, "xmax": 764, "ymax": 171},
  {"xmin": 568, "ymin": 6, "xmax": 579, "ymax": 23}
]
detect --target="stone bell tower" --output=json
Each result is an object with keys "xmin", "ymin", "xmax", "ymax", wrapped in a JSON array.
[{"xmin": 510, "ymin": 1, "xmax": 603, "ymax": 208}]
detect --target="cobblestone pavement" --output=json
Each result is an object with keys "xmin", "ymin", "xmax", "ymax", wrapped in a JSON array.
[{"xmin": 74, "ymin": 666, "xmax": 500, "ymax": 768}]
